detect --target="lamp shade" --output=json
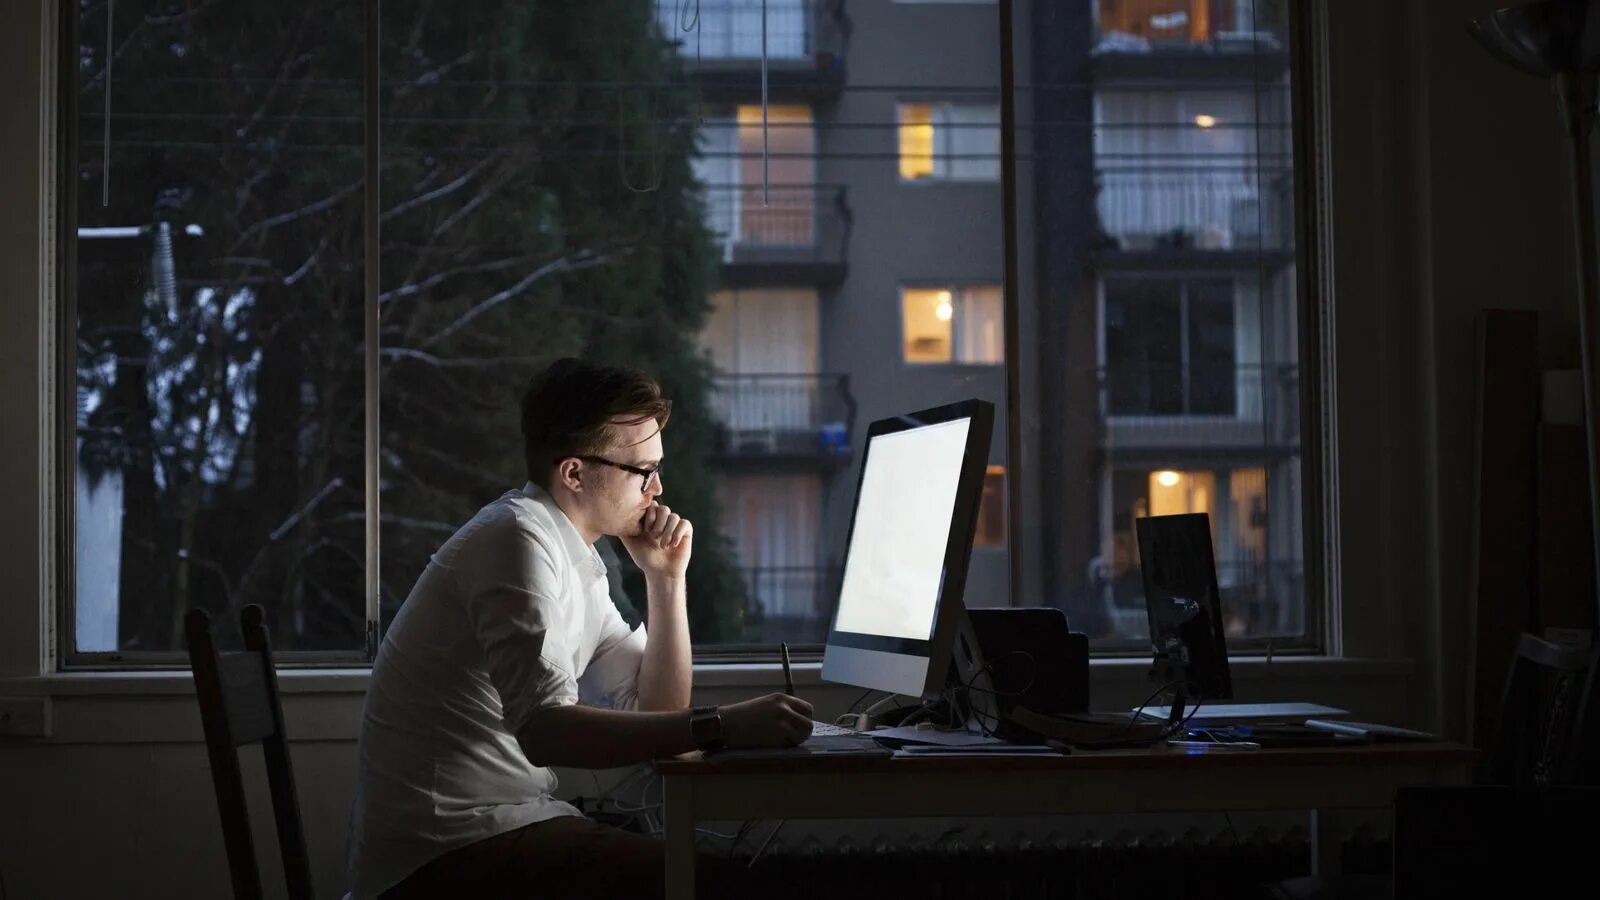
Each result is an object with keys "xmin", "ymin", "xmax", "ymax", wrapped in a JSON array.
[{"xmin": 1468, "ymin": 0, "xmax": 1600, "ymax": 76}]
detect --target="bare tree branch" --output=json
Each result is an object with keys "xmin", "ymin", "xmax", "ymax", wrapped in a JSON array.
[
  {"xmin": 380, "ymin": 152, "xmax": 502, "ymax": 224},
  {"xmin": 378, "ymin": 253, "xmax": 544, "ymax": 305},
  {"xmin": 236, "ymin": 177, "xmax": 364, "ymax": 244},
  {"xmin": 380, "ymin": 347, "xmax": 549, "ymax": 369},
  {"xmin": 282, "ymin": 232, "xmax": 333, "ymax": 286},
  {"xmin": 143, "ymin": 0, "xmax": 224, "ymax": 26},
  {"xmin": 392, "ymin": 49, "xmax": 481, "ymax": 101},
  {"xmin": 420, "ymin": 251, "xmax": 612, "ymax": 349},
  {"xmin": 329, "ymin": 511, "xmax": 460, "ymax": 535},
  {"xmin": 429, "ymin": 163, "xmax": 520, "ymax": 239}
]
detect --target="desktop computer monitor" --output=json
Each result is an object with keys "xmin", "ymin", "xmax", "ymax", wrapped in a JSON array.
[
  {"xmin": 820, "ymin": 399, "xmax": 995, "ymax": 702},
  {"xmin": 1135, "ymin": 512, "xmax": 1234, "ymax": 706}
]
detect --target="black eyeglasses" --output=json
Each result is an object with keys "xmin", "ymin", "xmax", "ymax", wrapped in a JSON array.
[{"xmin": 557, "ymin": 455, "xmax": 662, "ymax": 493}]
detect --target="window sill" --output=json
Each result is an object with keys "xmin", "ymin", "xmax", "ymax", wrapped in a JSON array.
[{"xmin": 0, "ymin": 654, "xmax": 1410, "ymax": 697}]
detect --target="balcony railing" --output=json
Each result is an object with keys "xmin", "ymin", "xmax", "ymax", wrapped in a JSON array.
[
  {"xmin": 1099, "ymin": 559, "xmax": 1305, "ymax": 641},
  {"xmin": 710, "ymin": 373, "xmax": 854, "ymax": 458},
  {"xmin": 1093, "ymin": 1, "xmax": 1287, "ymax": 55},
  {"xmin": 655, "ymin": 0, "xmax": 844, "ymax": 66},
  {"xmin": 700, "ymin": 183, "xmax": 851, "ymax": 269},
  {"xmin": 738, "ymin": 565, "xmax": 837, "ymax": 620},
  {"xmin": 1095, "ymin": 166, "xmax": 1293, "ymax": 252},
  {"xmin": 1099, "ymin": 363, "xmax": 1299, "ymax": 450}
]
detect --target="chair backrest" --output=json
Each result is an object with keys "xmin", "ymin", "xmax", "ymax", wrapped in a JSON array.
[
  {"xmin": 1484, "ymin": 632, "xmax": 1600, "ymax": 786},
  {"xmin": 185, "ymin": 605, "xmax": 314, "ymax": 900}
]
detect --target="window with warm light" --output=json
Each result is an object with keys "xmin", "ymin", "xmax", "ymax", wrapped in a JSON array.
[
  {"xmin": 902, "ymin": 286, "xmax": 1004, "ymax": 364},
  {"xmin": 897, "ymin": 101, "xmax": 1001, "ymax": 182}
]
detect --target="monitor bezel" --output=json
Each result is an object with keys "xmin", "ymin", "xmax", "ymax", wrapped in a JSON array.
[{"xmin": 820, "ymin": 398, "xmax": 995, "ymax": 698}]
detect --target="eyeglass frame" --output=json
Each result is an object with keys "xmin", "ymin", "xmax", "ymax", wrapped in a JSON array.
[{"xmin": 554, "ymin": 454, "xmax": 662, "ymax": 494}]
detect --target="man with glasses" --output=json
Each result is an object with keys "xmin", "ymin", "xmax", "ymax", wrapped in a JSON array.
[{"xmin": 349, "ymin": 358, "xmax": 813, "ymax": 899}]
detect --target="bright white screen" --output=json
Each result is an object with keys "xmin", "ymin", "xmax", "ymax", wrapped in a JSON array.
[{"xmin": 832, "ymin": 418, "xmax": 971, "ymax": 641}]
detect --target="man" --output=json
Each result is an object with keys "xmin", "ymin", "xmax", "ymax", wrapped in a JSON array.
[{"xmin": 348, "ymin": 358, "xmax": 814, "ymax": 898}]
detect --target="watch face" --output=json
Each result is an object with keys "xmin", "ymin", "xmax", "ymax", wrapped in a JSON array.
[{"xmin": 691, "ymin": 708, "xmax": 722, "ymax": 748}]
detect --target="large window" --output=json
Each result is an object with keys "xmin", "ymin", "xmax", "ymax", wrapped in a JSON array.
[{"xmin": 61, "ymin": 0, "xmax": 1304, "ymax": 662}]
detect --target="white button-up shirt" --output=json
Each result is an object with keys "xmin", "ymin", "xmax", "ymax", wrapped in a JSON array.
[{"xmin": 346, "ymin": 483, "xmax": 648, "ymax": 898}]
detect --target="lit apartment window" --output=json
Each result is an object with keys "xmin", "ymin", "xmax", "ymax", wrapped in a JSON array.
[
  {"xmin": 975, "ymin": 465, "xmax": 1007, "ymax": 547},
  {"xmin": 897, "ymin": 102, "xmax": 1000, "ymax": 182},
  {"xmin": 902, "ymin": 286, "xmax": 1004, "ymax": 364},
  {"xmin": 1096, "ymin": 0, "xmax": 1281, "ymax": 44}
]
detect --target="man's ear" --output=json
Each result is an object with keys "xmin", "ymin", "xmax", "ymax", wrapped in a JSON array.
[{"xmin": 557, "ymin": 458, "xmax": 584, "ymax": 493}]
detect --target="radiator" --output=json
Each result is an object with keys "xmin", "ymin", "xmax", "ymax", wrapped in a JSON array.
[{"xmin": 730, "ymin": 828, "xmax": 1390, "ymax": 900}]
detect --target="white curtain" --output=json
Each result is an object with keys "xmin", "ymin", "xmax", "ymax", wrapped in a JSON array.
[
  {"xmin": 722, "ymin": 474, "xmax": 823, "ymax": 619},
  {"xmin": 655, "ymin": 1, "xmax": 808, "ymax": 60},
  {"xmin": 936, "ymin": 102, "xmax": 1000, "ymax": 181},
  {"xmin": 704, "ymin": 289, "xmax": 820, "ymax": 431},
  {"xmin": 956, "ymin": 286, "xmax": 1004, "ymax": 364},
  {"xmin": 1094, "ymin": 90, "xmax": 1258, "ymax": 248}
]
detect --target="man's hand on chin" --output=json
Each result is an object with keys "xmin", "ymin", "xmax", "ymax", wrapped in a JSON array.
[{"xmin": 620, "ymin": 501, "xmax": 693, "ymax": 582}]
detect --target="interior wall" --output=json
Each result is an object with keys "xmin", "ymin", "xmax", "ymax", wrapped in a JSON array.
[{"xmin": 1411, "ymin": 0, "xmax": 1582, "ymax": 738}]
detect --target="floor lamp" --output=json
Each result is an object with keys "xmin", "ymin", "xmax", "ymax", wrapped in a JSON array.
[{"xmin": 1471, "ymin": 0, "xmax": 1600, "ymax": 625}]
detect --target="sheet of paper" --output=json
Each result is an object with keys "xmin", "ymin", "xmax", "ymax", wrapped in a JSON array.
[
  {"xmin": 894, "ymin": 743, "xmax": 1058, "ymax": 756},
  {"xmin": 1135, "ymin": 702, "xmax": 1349, "ymax": 722},
  {"xmin": 866, "ymin": 725, "xmax": 1004, "ymax": 747}
]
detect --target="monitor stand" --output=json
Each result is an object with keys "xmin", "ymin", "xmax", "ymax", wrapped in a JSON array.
[{"xmin": 1149, "ymin": 654, "xmax": 1190, "ymax": 736}]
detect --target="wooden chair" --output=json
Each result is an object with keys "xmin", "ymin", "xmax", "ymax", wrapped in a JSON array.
[
  {"xmin": 185, "ymin": 605, "xmax": 314, "ymax": 900},
  {"xmin": 1269, "ymin": 632, "xmax": 1600, "ymax": 899},
  {"xmin": 1483, "ymin": 632, "xmax": 1600, "ymax": 786}
]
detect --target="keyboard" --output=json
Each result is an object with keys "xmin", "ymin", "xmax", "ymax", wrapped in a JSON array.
[{"xmin": 810, "ymin": 719, "xmax": 855, "ymax": 737}]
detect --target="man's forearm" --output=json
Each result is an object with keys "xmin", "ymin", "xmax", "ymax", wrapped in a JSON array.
[
  {"xmin": 517, "ymin": 704, "xmax": 694, "ymax": 769},
  {"xmin": 636, "ymin": 574, "xmax": 692, "ymax": 711}
]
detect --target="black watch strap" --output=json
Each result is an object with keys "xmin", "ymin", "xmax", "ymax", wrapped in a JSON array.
[{"xmin": 689, "ymin": 704, "xmax": 724, "ymax": 751}]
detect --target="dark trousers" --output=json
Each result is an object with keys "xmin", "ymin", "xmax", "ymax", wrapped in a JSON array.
[{"xmin": 380, "ymin": 814, "xmax": 744, "ymax": 899}]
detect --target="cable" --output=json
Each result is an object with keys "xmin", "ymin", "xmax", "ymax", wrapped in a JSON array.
[
  {"xmin": 747, "ymin": 819, "xmax": 785, "ymax": 869},
  {"xmin": 847, "ymin": 687, "xmax": 876, "ymax": 714},
  {"xmin": 1223, "ymin": 812, "xmax": 1242, "ymax": 846},
  {"xmin": 727, "ymin": 819, "xmax": 760, "ymax": 860}
]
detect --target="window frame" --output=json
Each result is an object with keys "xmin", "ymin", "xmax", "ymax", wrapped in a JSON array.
[{"xmin": 32, "ymin": 0, "xmax": 1333, "ymax": 671}]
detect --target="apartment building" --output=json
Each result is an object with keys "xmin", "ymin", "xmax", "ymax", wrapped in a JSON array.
[{"xmin": 666, "ymin": 0, "xmax": 1302, "ymax": 646}]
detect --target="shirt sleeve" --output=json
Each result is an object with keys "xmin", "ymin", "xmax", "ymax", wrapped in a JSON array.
[
  {"xmin": 457, "ymin": 520, "xmax": 579, "ymax": 734},
  {"xmin": 578, "ymin": 604, "xmax": 647, "ymax": 711}
]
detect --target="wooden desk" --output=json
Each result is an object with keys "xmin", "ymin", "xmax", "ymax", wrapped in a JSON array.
[{"xmin": 654, "ymin": 741, "xmax": 1476, "ymax": 900}]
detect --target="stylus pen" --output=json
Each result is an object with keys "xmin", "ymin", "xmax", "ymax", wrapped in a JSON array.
[{"xmin": 781, "ymin": 642, "xmax": 795, "ymax": 696}]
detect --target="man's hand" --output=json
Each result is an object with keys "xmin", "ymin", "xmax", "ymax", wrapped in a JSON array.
[
  {"xmin": 620, "ymin": 502, "xmax": 693, "ymax": 581},
  {"xmin": 721, "ymin": 693, "xmax": 815, "ymax": 748}
]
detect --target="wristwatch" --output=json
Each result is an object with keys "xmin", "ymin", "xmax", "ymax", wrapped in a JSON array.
[{"xmin": 689, "ymin": 705, "xmax": 724, "ymax": 752}]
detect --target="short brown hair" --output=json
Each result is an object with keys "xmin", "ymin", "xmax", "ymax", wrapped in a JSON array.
[{"xmin": 520, "ymin": 358, "xmax": 671, "ymax": 489}]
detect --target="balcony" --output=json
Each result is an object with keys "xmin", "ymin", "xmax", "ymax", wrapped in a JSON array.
[
  {"xmin": 1099, "ymin": 363, "xmax": 1299, "ymax": 455},
  {"xmin": 1091, "ymin": 2, "xmax": 1289, "ymax": 81},
  {"xmin": 701, "ymin": 183, "xmax": 851, "ymax": 285},
  {"xmin": 734, "ymin": 565, "xmax": 840, "ymax": 644},
  {"xmin": 709, "ymin": 373, "xmax": 855, "ymax": 468},
  {"xmin": 1094, "ymin": 166, "xmax": 1294, "ymax": 268},
  {"xmin": 655, "ymin": 0, "xmax": 847, "ymax": 100}
]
